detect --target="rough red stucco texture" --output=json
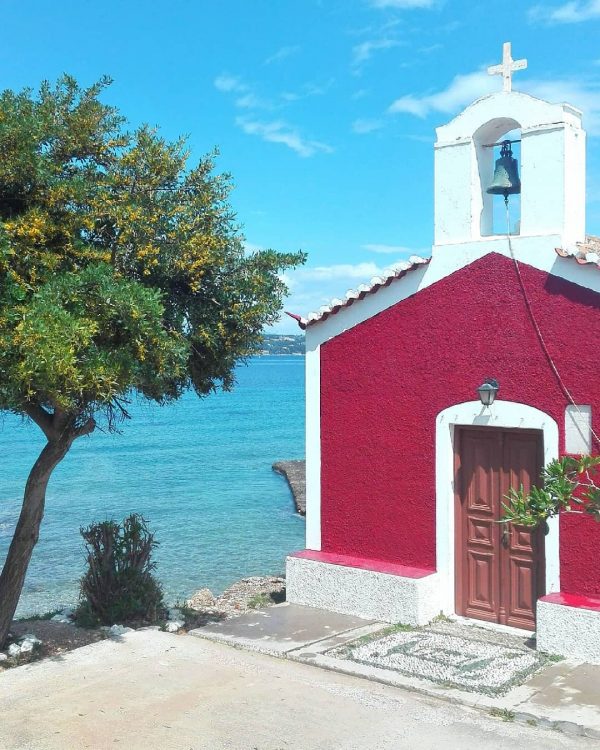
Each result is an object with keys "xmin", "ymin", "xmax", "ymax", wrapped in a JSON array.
[{"xmin": 319, "ymin": 252, "xmax": 600, "ymax": 596}]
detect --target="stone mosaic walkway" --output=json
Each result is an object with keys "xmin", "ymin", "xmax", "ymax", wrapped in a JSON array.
[{"xmin": 332, "ymin": 620, "xmax": 549, "ymax": 696}]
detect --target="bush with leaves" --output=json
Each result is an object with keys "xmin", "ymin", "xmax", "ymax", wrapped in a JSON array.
[
  {"xmin": 76, "ymin": 514, "xmax": 164, "ymax": 626},
  {"xmin": 503, "ymin": 455, "xmax": 600, "ymax": 529}
]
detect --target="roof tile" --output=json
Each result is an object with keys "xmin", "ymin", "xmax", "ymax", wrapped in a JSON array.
[
  {"xmin": 287, "ymin": 255, "xmax": 431, "ymax": 329},
  {"xmin": 556, "ymin": 236, "xmax": 600, "ymax": 269}
]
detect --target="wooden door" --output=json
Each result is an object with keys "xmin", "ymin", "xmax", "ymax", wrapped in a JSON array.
[{"xmin": 455, "ymin": 427, "xmax": 544, "ymax": 631}]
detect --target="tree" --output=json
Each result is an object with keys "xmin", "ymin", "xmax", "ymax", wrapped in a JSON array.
[
  {"xmin": 0, "ymin": 76, "xmax": 304, "ymax": 646},
  {"xmin": 503, "ymin": 455, "xmax": 600, "ymax": 529}
]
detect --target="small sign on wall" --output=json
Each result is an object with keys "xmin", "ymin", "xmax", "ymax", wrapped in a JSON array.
[{"xmin": 565, "ymin": 405, "xmax": 592, "ymax": 454}]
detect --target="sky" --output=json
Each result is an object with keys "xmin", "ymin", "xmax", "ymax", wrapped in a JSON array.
[{"xmin": 2, "ymin": 0, "xmax": 600, "ymax": 332}]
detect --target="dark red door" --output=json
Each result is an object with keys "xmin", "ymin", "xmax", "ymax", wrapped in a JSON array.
[{"xmin": 455, "ymin": 427, "xmax": 544, "ymax": 631}]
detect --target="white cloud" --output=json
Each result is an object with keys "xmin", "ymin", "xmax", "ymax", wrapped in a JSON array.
[
  {"xmin": 353, "ymin": 38, "xmax": 400, "ymax": 66},
  {"xmin": 281, "ymin": 79, "xmax": 335, "ymax": 103},
  {"xmin": 291, "ymin": 262, "xmax": 385, "ymax": 282},
  {"xmin": 389, "ymin": 70, "xmax": 495, "ymax": 117},
  {"xmin": 370, "ymin": 0, "xmax": 435, "ymax": 7},
  {"xmin": 529, "ymin": 0, "xmax": 600, "ymax": 23},
  {"xmin": 214, "ymin": 74, "xmax": 270, "ymax": 110},
  {"xmin": 216, "ymin": 71, "xmax": 332, "ymax": 115},
  {"xmin": 362, "ymin": 243, "xmax": 421, "ymax": 255},
  {"xmin": 236, "ymin": 117, "xmax": 333, "ymax": 157},
  {"xmin": 235, "ymin": 93, "xmax": 263, "ymax": 109},
  {"xmin": 216, "ymin": 73, "xmax": 332, "ymax": 154},
  {"xmin": 419, "ymin": 43, "xmax": 443, "ymax": 54},
  {"xmin": 264, "ymin": 45, "xmax": 301, "ymax": 65},
  {"xmin": 352, "ymin": 118, "xmax": 384, "ymax": 134},
  {"xmin": 388, "ymin": 69, "xmax": 600, "ymax": 134},
  {"xmin": 527, "ymin": 79, "xmax": 600, "ymax": 133},
  {"xmin": 214, "ymin": 74, "xmax": 245, "ymax": 93}
]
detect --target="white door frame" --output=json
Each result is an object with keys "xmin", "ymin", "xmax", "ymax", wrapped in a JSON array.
[{"xmin": 435, "ymin": 399, "xmax": 560, "ymax": 616}]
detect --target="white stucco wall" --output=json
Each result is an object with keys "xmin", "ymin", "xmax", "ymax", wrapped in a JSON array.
[
  {"xmin": 434, "ymin": 91, "xmax": 586, "ymax": 252},
  {"xmin": 537, "ymin": 599, "xmax": 600, "ymax": 663},
  {"xmin": 304, "ymin": 338, "xmax": 321, "ymax": 550}
]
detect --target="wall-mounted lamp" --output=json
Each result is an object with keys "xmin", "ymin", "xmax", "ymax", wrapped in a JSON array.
[{"xmin": 477, "ymin": 378, "xmax": 499, "ymax": 407}]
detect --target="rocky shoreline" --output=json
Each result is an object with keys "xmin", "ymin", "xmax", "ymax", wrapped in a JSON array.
[
  {"xmin": 0, "ymin": 576, "xmax": 286, "ymax": 671},
  {"xmin": 186, "ymin": 575, "xmax": 285, "ymax": 617},
  {"xmin": 273, "ymin": 460, "xmax": 306, "ymax": 515}
]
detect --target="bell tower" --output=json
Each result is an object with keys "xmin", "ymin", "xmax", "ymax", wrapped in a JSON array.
[{"xmin": 433, "ymin": 43, "xmax": 586, "ymax": 257}]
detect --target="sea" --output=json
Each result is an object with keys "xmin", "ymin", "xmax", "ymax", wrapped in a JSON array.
[{"xmin": 0, "ymin": 356, "xmax": 305, "ymax": 617}]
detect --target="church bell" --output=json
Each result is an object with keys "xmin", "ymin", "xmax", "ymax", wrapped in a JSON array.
[{"xmin": 487, "ymin": 140, "xmax": 521, "ymax": 199}]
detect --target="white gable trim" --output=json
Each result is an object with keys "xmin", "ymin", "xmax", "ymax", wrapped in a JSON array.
[
  {"xmin": 305, "ymin": 262, "xmax": 428, "ymax": 348},
  {"xmin": 436, "ymin": 91, "xmax": 581, "ymax": 144},
  {"xmin": 305, "ymin": 240, "xmax": 600, "ymax": 349},
  {"xmin": 435, "ymin": 400, "xmax": 560, "ymax": 617},
  {"xmin": 305, "ymin": 339, "xmax": 321, "ymax": 550}
]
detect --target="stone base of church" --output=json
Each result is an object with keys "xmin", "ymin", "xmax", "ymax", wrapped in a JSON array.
[
  {"xmin": 285, "ymin": 551, "xmax": 440, "ymax": 626},
  {"xmin": 536, "ymin": 593, "xmax": 600, "ymax": 664},
  {"xmin": 286, "ymin": 555, "xmax": 600, "ymax": 663}
]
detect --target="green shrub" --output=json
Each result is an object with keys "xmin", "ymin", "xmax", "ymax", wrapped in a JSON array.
[
  {"xmin": 76, "ymin": 514, "xmax": 164, "ymax": 626},
  {"xmin": 247, "ymin": 593, "xmax": 271, "ymax": 609}
]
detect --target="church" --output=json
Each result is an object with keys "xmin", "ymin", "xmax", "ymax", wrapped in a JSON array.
[{"xmin": 285, "ymin": 44, "xmax": 600, "ymax": 663}]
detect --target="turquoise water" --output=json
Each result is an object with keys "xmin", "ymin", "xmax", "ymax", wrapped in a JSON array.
[{"xmin": 0, "ymin": 357, "xmax": 305, "ymax": 617}]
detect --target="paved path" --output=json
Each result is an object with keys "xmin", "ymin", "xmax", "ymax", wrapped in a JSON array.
[
  {"xmin": 0, "ymin": 630, "xmax": 594, "ymax": 750},
  {"xmin": 193, "ymin": 603, "xmax": 600, "ymax": 738}
]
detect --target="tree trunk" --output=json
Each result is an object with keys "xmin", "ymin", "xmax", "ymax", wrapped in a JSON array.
[{"xmin": 0, "ymin": 438, "xmax": 72, "ymax": 648}]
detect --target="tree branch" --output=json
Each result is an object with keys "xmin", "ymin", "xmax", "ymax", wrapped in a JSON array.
[
  {"xmin": 22, "ymin": 403, "xmax": 56, "ymax": 441},
  {"xmin": 24, "ymin": 404, "xmax": 95, "ymax": 443},
  {"xmin": 74, "ymin": 417, "xmax": 96, "ymax": 439}
]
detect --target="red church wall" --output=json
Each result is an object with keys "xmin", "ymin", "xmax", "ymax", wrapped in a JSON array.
[{"xmin": 319, "ymin": 252, "xmax": 600, "ymax": 596}]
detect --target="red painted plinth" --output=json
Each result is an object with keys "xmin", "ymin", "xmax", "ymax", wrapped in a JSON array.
[
  {"xmin": 290, "ymin": 549, "xmax": 435, "ymax": 578},
  {"xmin": 540, "ymin": 592, "xmax": 600, "ymax": 612}
]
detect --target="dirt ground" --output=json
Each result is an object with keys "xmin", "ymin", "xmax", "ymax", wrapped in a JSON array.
[
  {"xmin": 0, "ymin": 630, "xmax": 593, "ymax": 750},
  {"xmin": 5, "ymin": 620, "xmax": 105, "ymax": 665}
]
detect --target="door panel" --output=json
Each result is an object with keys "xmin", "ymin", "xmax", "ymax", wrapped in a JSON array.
[
  {"xmin": 467, "ymin": 552, "xmax": 496, "ymax": 617},
  {"xmin": 509, "ymin": 558, "xmax": 536, "ymax": 616},
  {"xmin": 457, "ymin": 430, "xmax": 501, "ymax": 622},
  {"xmin": 455, "ymin": 427, "xmax": 544, "ymax": 631},
  {"xmin": 501, "ymin": 432, "xmax": 544, "ymax": 629},
  {"xmin": 467, "ymin": 517, "xmax": 494, "ymax": 547}
]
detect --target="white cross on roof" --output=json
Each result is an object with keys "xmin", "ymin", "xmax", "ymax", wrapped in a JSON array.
[{"xmin": 487, "ymin": 42, "xmax": 527, "ymax": 93}]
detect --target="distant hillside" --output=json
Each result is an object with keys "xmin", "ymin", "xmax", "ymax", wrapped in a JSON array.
[{"xmin": 259, "ymin": 334, "xmax": 304, "ymax": 356}]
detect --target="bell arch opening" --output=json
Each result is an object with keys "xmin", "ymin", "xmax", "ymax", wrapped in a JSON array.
[{"xmin": 473, "ymin": 118, "xmax": 522, "ymax": 238}]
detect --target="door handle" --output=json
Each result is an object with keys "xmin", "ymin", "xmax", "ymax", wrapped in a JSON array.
[{"xmin": 501, "ymin": 526, "xmax": 510, "ymax": 548}]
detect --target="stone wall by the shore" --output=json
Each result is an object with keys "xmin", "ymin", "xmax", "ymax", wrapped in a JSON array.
[{"xmin": 272, "ymin": 460, "xmax": 306, "ymax": 516}]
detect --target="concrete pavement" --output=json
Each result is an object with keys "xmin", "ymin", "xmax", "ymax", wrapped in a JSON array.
[
  {"xmin": 191, "ymin": 603, "xmax": 600, "ymax": 739},
  {"xmin": 0, "ymin": 630, "xmax": 594, "ymax": 750}
]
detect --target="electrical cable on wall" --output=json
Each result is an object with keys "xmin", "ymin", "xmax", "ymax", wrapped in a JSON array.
[{"xmin": 504, "ymin": 201, "xmax": 600, "ymax": 450}]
